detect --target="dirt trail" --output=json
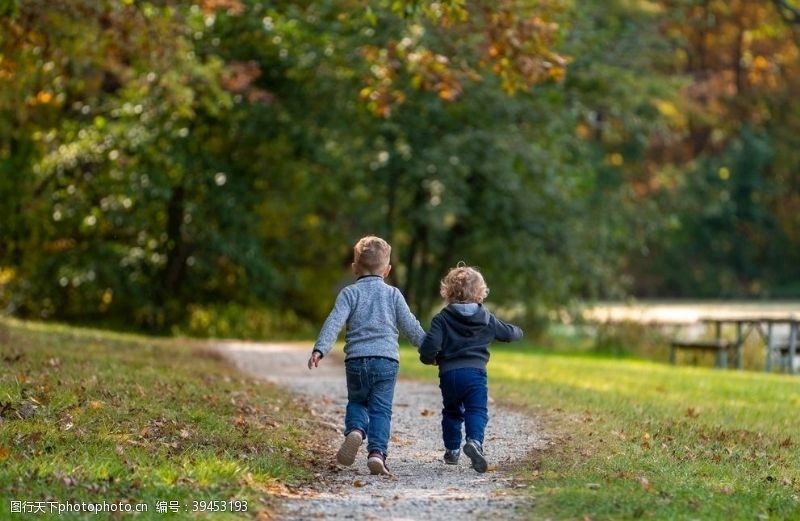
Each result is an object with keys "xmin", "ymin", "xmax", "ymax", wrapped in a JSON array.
[{"xmin": 217, "ymin": 342, "xmax": 545, "ymax": 521}]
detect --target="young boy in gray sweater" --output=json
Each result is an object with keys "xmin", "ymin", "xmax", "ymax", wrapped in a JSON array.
[{"xmin": 308, "ymin": 236, "xmax": 425, "ymax": 475}]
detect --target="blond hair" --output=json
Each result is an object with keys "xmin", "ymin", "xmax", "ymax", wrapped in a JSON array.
[
  {"xmin": 353, "ymin": 236, "xmax": 391, "ymax": 275},
  {"xmin": 440, "ymin": 264, "xmax": 489, "ymax": 304}
]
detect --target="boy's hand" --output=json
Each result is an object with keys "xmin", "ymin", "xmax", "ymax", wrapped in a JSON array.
[{"xmin": 308, "ymin": 351, "xmax": 322, "ymax": 370}]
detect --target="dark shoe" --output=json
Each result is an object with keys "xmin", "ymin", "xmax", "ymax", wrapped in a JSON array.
[
  {"xmin": 443, "ymin": 449, "xmax": 461, "ymax": 465},
  {"xmin": 336, "ymin": 429, "xmax": 363, "ymax": 466},
  {"xmin": 463, "ymin": 439, "xmax": 488, "ymax": 473},
  {"xmin": 367, "ymin": 450, "xmax": 390, "ymax": 475}
]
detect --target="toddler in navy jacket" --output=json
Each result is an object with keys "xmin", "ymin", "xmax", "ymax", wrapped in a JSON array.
[{"xmin": 419, "ymin": 264, "xmax": 523, "ymax": 472}]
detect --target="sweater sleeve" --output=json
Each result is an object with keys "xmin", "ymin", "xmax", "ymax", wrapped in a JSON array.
[
  {"xmin": 312, "ymin": 289, "xmax": 352, "ymax": 356},
  {"xmin": 419, "ymin": 314, "xmax": 444, "ymax": 365},
  {"xmin": 394, "ymin": 289, "xmax": 426, "ymax": 347},
  {"xmin": 491, "ymin": 314, "xmax": 524, "ymax": 343}
]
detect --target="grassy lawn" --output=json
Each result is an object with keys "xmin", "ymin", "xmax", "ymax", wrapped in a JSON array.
[
  {"xmin": 400, "ymin": 344, "xmax": 800, "ymax": 520},
  {"xmin": 0, "ymin": 318, "xmax": 314, "ymax": 519}
]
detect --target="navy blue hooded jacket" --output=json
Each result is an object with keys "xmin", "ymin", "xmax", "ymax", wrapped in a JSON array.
[{"xmin": 419, "ymin": 303, "xmax": 523, "ymax": 373}]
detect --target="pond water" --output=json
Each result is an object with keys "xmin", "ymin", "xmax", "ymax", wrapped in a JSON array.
[{"xmin": 582, "ymin": 300, "xmax": 800, "ymax": 324}]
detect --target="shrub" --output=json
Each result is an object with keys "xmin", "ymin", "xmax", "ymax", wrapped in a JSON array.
[{"xmin": 173, "ymin": 304, "xmax": 313, "ymax": 340}]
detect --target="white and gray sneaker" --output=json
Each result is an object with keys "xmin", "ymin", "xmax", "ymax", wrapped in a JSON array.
[
  {"xmin": 443, "ymin": 449, "xmax": 461, "ymax": 465},
  {"xmin": 336, "ymin": 430, "xmax": 363, "ymax": 466},
  {"xmin": 463, "ymin": 439, "xmax": 488, "ymax": 473},
  {"xmin": 367, "ymin": 450, "xmax": 391, "ymax": 475}
]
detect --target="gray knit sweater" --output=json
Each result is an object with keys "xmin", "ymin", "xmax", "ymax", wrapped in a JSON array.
[{"xmin": 312, "ymin": 275, "xmax": 425, "ymax": 361}]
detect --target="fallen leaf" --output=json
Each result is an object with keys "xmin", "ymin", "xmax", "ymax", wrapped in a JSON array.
[
  {"xmin": 17, "ymin": 403, "xmax": 37, "ymax": 419},
  {"xmin": 420, "ymin": 409, "xmax": 435, "ymax": 417},
  {"xmin": 353, "ymin": 480, "xmax": 366, "ymax": 487},
  {"xmin": 686, "ymin": 407, "xmax": 699, "ymax": 418},
  {"xmin": 779, "ymin": 437, "xmax": 792, "ymax": 449},
  {"xmin": 89, "ymin": 400, "xmax": 103, "ymax": 410},
  {"xmin": 0, "ymin": 446, "xmax": 10, "ymax": 461},
  {"xmin": 180, "ymin": 429, "xmax": 190, "ymax": 439},
  {"xmin": 487, "ymin": 465, "xmax": 498, "ymax": 472}
]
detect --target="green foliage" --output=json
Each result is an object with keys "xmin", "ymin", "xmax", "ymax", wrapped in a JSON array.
[
  {"xmin": 3, "ymin": 0, "xmax": 800, "ymax": 335},
  {"xmin": 592, "ymin": 320, "xmax": 670, "ymax": 359},
  {"xmin": 172, "ymin": 304, "xmax": 313, "ymax": 340}
]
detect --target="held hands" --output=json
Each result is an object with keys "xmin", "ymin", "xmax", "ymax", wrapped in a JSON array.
[{"xmin": 307, "ymin": 351, "xmax": 322, "ymax": 370}]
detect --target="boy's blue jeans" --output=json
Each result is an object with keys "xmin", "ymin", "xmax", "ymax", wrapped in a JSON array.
[
  {"xmin": 344, "ymin": 357, "xmax": 398, "ymax": 456},
  {"xmin": 439, "ymin": 367, "xmax": 489, "ymax": 451}
]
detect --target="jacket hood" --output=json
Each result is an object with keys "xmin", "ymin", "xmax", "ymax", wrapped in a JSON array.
[{"xmin": 442, "ymin": 303, "xmax": 490, "ymax": 336}]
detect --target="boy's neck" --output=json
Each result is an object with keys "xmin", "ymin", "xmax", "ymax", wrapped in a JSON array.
[{"xmin": 357, "ymin": 274, "xmax": 384, "ymax": 280}]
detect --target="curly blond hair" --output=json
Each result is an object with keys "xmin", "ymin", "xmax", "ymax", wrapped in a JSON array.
[
  {"xmin": 353, "ymin": 236, "xmax": 391, "ymax": 275},
  {"xmin": 439, "ymin": 264, "xmax": 489, "ymax": 304}
]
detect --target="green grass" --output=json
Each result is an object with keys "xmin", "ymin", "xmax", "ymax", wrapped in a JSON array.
[
  {"xmin": 399, "ymin": 344, "xmax": 800, "ymax": 520},
  {"xmin": 0, "ymin": 318, "xmax": 314, "ymax": 519}
]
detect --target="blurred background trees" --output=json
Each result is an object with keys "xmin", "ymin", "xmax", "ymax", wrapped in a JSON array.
[{"xmin": 1, "ymin": 0, "xmax": 799, "ymax": 337}]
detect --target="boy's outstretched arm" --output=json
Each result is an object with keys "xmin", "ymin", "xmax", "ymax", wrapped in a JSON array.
[
  {"xmin": 419, "ymin": 315, "xmax": 444, "ymax": 365},
  {"xmin": 491, "ymin": 315, "xmax": 524, "ymax": 342},
  {"xmin": 394, "ymin": 289, "xmax": 425, "ymax": 347},
  {"xmin": 309, "ymin": 289, "xmax": 352, "ymax": 369}
]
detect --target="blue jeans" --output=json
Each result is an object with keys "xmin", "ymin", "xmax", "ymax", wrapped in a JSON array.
[
  {"xmin": 439, "ymin": 368, "xmax": 489, "ymax": 450},
  {"xmin": 344, "ymin": 357, "xmax": 398, "ymax": 456}
]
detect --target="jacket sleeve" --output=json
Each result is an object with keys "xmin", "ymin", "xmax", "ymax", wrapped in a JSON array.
[
  {"xmin": 312, "ymin": 289, "xmax": 352, "ymax": 357},
  {"xmin": 394, "ymin": 289, "xmax": 426, "ymax": 347},
  {"xmin": 491, "ymin": 314, "xmax": 524, "ymax": 343},
  {"xmin": 419, "ymin": 314, "xmax": 444, "ymax": 365}
]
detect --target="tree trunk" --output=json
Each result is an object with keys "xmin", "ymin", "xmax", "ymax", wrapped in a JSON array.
[{"xmin": 162, "ymin": 185, "xmax": 189, "ymax": 300}]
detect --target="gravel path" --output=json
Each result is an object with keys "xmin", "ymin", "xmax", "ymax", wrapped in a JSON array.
[{"xmin": 216, "ymin": 341, "xmax": 545, "ymax": 521}]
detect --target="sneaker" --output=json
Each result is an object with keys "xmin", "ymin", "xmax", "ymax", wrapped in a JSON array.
[
  {"xmin": 367, "ymin": 450, "xmax": 390, "ymax": 475},
  {"xmin": 336, "ymin": 429, "xmax": 363, "ymax": 466},
  {"xmin": 463, "ymin": 439, "xmax": 488, "ymax": 473},
  {"xmin": 443, "ymin": 449, "xmax": 461, "ymax": 465}
]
